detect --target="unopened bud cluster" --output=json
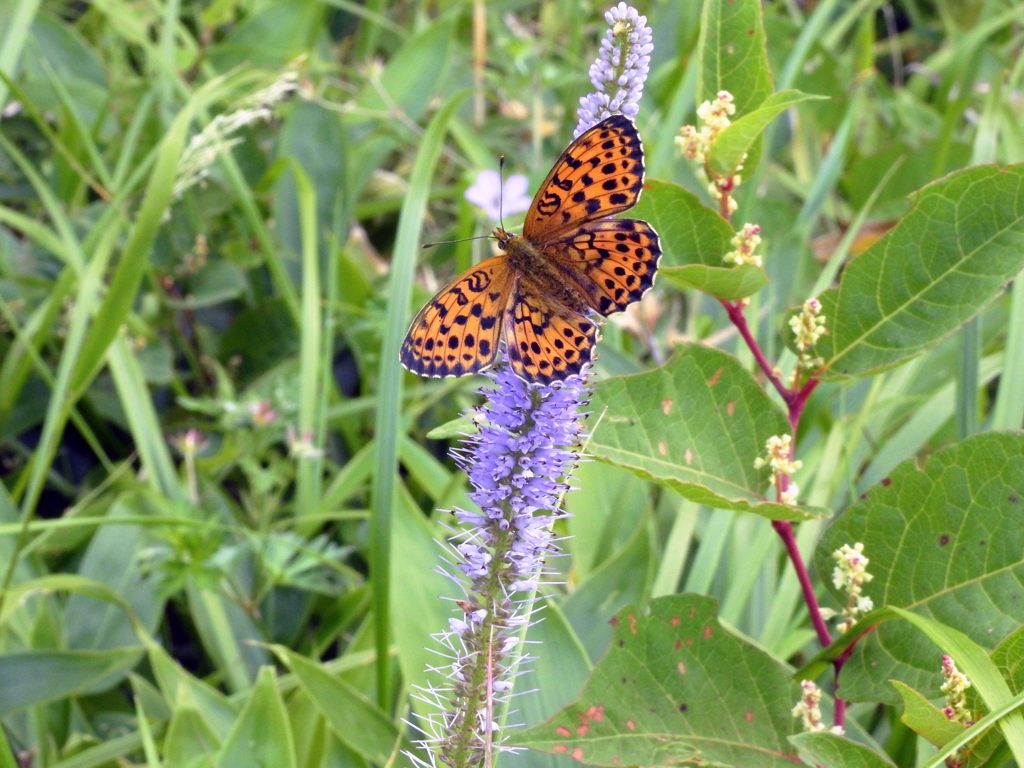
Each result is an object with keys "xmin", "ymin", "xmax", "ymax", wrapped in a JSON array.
[
  {"xmin": 940, "ymin": 654, "xmax": 974, "ymax": 768},
  {"xmin": 941, "ymin": 654, "xmax": 974, "ymax": 725},
  {"xmin": 723, "ymin": 223, "xmax": 762, "ymax": 267},
  {"xmin": 754, "ymin": 433, "xmax": 801, "ymax": 504},
  {"xmin": 791, "ymin": 680, "xmax": 844, "ymax": 735},
  {"xmin": 830, "ymin": 542, "xmax": 874, "ymax": 633},
  {"xmin": 675, "ymin": 90, "xmax": 743, "ymax": 214},
  {"xmin": 789, "ymin": 298, "xmax": 827, "ymax": 371}
]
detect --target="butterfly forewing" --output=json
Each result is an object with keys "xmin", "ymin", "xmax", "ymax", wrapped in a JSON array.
[
  {"xmin": 400, "ymin": 256, "xmax": 513, "ymax": 378},
  {"xmin": 503, "ymin": 278, "xmax": 598, "ymax": 384},
  {"xmin": 545, "ymin": 218, "xmax": 661, "ymax": 315},
  {"xmin": 523, "ymin": 114, "xmax": 646, "ymax": 243}
]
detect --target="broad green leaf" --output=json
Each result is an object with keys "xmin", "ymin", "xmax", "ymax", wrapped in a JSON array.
[
  {"xmin": 993, "ymin": 625, "xmax": 1024, "ymax": 692},
  {"xmin": 819, "ymin": 165, "xmax": 1024, "ymax": 379},
  {"xmin": 521, "ymin": 601, "xmax": 593, "ymax": 730},
  {"xmin": 147, "ymin": 642, "xmax": 237, "ymax": 740},
  {"xmin": 659, "ymin": 263, "xmax": 767, "ymax": 300},
  {"xmin": 708, "ymin": 90, "xmax": 828, "ymax": 177},
  {"xmin": 698, "ymin": 0, "xmax": 772, "ymax": 175},
  {"xmin": 890, "ymin": 680, "xmax": 963, "ymax": 748},
  {"xmin": 162, "ymin": 260, "xmax": 247, "ymax": 310},
  {"xmin": 632, "ymin": 180, "xmax": 767, "ymax": 299},
  {"xmin": 516, "ymin": 594, "xmax": 803, "ymax": 767},
  {"xmin": 207, "ymin": 0, "xmax": 323, "ymax": 70},
  {"xmin": 65, "ymin": 497, "xmax": 164, "ymax": 653},
  {"xmin": 589, "ymin": 344, "xmax": 823, "ymax": 521},
  {"xmin": 790, "ymin": 732, "xmax": 897, "ymax": 767},
  {"xmin": 698, "ymin": 0, "xmax": 772, "ymax": 111},
  {"xmin": 273, "ymin": 99, "xmax": 347, "ymax": 265},
  {"xmin": 165, "ymin": 705, "xmax": 221, "ymax": 768},
  {"xmin": 186, "ymin": 580, "xmax": 267, "ymax": 693},
  {"xmin": 817, "ymin": 432, "xmax": 1024, "ymax": 704},
  {"xmin": 270, "ymin": 645, "xmax": 402, "ymax": 764},
  {"xmin": 216, "ymin": 666, "xmax": 297, "ymax": 768},
  {"xmin": 562, "ymin": 523, "xmax": 654, "ymax": 662},
  {"xmin": 0, "ymin": 647, "xmax": 142, "ymax": 716}
]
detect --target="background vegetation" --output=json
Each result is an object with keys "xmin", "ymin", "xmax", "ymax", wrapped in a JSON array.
[{"xmin": 0, "ymin": 0, "xmax": 1022, "ymax": 766}]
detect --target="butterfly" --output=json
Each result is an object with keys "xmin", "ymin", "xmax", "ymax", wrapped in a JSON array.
[{"xmin": 400, "ymin": 114, "xmax": 661, "ymax": 384}]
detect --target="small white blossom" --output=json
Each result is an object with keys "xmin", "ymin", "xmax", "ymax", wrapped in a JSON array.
[
  {"xmin": 831, "ymin": 543, "xmax": 874, "ymax": 633},
  {"xmin": 723, "ymin": 223, "xmax": 763, "ymax": 267}
]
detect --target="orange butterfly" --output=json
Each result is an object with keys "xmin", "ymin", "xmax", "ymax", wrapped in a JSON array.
[{"xmin": 400, "ymin": 114, "xmax": 661, "ymax": 384}]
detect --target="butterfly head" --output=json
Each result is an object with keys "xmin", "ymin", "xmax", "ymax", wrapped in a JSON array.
[{"xmin": 492, "ymin": 226, "xmax": 517, "ymax": 251}]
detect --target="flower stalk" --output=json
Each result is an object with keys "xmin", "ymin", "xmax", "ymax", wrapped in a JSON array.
[{"xmin": 415, "ymin": 6, "xmax": 653, "ymax": 765}]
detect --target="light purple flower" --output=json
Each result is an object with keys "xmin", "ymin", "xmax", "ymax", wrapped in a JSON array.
[
  {"xmin": 411, "ymin": 366, "xmax": 589, "ymax": 765},
  {"xmin": 464, "ymin": 169, "xmax": 531, "ymax": 220},
  {"xmin": 412, "ymin": 6, "xmax": 654, "ymax": 766},
  {"xmin": 575, "ymin": 2, "xmax": 654, "ymax": 136}
]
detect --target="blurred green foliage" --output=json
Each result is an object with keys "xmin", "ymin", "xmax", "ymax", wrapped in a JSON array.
[{"xmin": 0, "ymin": 0, "xmax": 1022, "ymax": 766}]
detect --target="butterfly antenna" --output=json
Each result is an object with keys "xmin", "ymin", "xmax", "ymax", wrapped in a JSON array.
[
  {"xmin": 422, "ymin": 234, "xmax": 496, "ymax": 249},
  {"xmin": 498, "ymin": 154, "xmax": 506, "ymax": 232}
]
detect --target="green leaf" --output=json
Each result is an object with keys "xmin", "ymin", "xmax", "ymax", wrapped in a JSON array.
[
  {"xmin": 216, "ymin": 666, "xmax": 297, "ymax": 768},
  {"xmin": 993, "ymin": 624, "xmax": 1024, "ymax": 693},
  {"xmin": 708, "ymin": 89, "xmax": 828, "ymax": 177},
  {"xmin": 0, "ymin": 647, "xmax": 142, "ymax": 716},
  {"xmin": 520, "ymin": 601, "xmax": 593, "ymax": 729},
  {"xmin": 562, "ymin": 523, "xmax": 654, "ymax": 662},
  {"xmin": 165, "ymin": 705, "xmax": 221, "ymax": 768},
  {"xmin": 890, "ymin": 680, "xmax": 964, "ymax": 748},
  {"xmin": 163, "ymin": 260, "xmax": 247, "ymax": 310},
  {"xmin": 588, "ymin": 344, "xmax": 824, "ymax": 521},
  {"xmin": 207, "ymin": 0, "xmax": 323, "ymax": 70},
  {"xmin": 698, "ymin": 0, "xmax": 772, "ymax": 175},
  {"xmin": 888, "ymin": 608, "xmax": 1024, "ymax": 763},
  {"xmin": 515, "ymin": 595, "xmax": 803, "ymax": 767},
  {"xmin": 65, "ymin": 499, "xmax": 164, "ymax": 652},
  {"xmin": 817, "ymin": 432, "xmax": 1024, "ymax": 704},
  {"xmin": 631, "ymin": 180, "xmax": 767, "ymax": 299},
  {"xmin": 698, "ymin": 0, "xmax": 772, "ymax": 111},
  {"xmin": 790, "ymin": 732, "xmax": 897, "ymax": 767},
  {"xmin": 659, "ymin": 263, "xmax": 767, "ymax": 300},
  {"xmin": 147, "ymin": 641, "xmax": 237, "ymax": 740},
  {"xmin": 270, "ymin": 645, "xmax": 402, "ymax": 764},
  {"xmin": 819, "ymin": 165, "xmax": 1024, "ymax": 379}
]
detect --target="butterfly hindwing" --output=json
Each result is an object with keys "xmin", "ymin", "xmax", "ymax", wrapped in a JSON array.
[
  {"xmin": 400, "ymin": 256, "xmax": 513, "ymax": 378},
  {"xmin": 503, "ymin": 277, "xmax": 598, "ymax": 384},
  {"xmin": 523, "ymin": 114, "xmax": 646, "ymax": 243},
  {"xmin": 545, "ymin": 218, "xmax": 661, "ymax": 316}
]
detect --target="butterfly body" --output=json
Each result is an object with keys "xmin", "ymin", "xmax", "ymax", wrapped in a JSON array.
[
  {"xmin": 497, "ymin": 227, "xmax": 593, "ymax": 317},
  {"xmin": 401, "ymin": 115, "xmax": 661, "ymax": 384}
]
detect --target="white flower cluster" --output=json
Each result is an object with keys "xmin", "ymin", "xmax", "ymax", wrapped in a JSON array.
[
  {"xmin": 754, "ymin": 433, "xmax": 802, "ymax": 504},
  {"xmin": 675, "ymin": 90, "xmax": 743, "ymax": 213},
  {"xmin": 830, "ymin": 542, "xmax": 874, "ymax": 633},
  {"xmin": 791, "ymin": 680, "xmax": 844, "ymax": 735},
  {"xmin": 789, "ymin": 297, "xmax": 827, "ymax": 371},
  {"xmin": 723, "ymin": 222, "xmax": 763, "ymax": 267}
]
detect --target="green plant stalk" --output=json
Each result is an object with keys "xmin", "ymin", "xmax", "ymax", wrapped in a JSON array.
[{"xmin": 369, "ymin": 90, "xmax": 469, "ymax": 707}]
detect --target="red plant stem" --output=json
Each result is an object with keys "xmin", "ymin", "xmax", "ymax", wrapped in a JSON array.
[
  {"xmin": 723, "ymin": 297, "xmax": 844, "ymax": 726},
  {"xmin": 720, "ymin": 299, "xmax": 791, "ymax": 402},
  {"xmin": 773, "ymin": 520, "xmax": 832, "ymax": 648}
]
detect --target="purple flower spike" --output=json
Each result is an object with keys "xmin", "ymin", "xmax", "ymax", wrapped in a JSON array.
[
  {"xmin": 411, "ymin": 6, "xmax": 653, "ymax": 766},
  {"xmin": 575, "ymin": 2, "xmax": 654, "ymax": 136},
  {"xmin": 410, "ymin": 367, "xmax": 589, "ymax": 766}
]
